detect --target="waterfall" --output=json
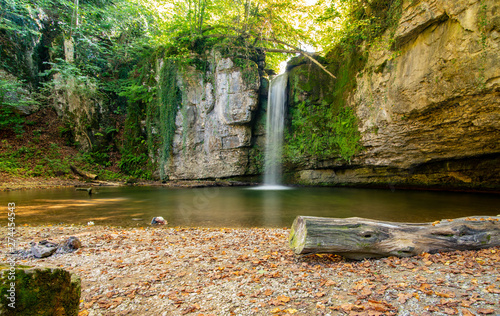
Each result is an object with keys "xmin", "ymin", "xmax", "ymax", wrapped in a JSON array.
[{"xmin": 263, "ymin": 73, "xmax": 288, "ymax": 187}]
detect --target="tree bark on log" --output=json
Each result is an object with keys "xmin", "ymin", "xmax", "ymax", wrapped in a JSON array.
[{"xmin": 289, "ymin": 216, "xmax": 500, "ymax": 260}]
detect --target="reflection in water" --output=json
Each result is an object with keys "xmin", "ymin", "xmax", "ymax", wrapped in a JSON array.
[
  {"xmin": 249, "ymin": 185, "xmax": 293, "ymax": 191},
  {"xmin": 262, "ymin": 190, "xmax": 282, "ymax": 227},
  {"xmin": 0, "ymin": 186, "xmax": 499, "ymax": 227}
]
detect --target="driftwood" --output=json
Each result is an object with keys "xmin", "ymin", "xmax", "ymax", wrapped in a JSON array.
[
  {"xmin": 70, "ymin": 165, "xmax": 98, "ymax": 180},
  {"xmin": 75, "ymin": 187, "xmax": 92, "ymax": 195},
  {"xmin": 289, "ymin": 215, "xmax": 500, "ymax": 260},
  {"xmin": 90, "ymin": 180, "xmax": 120, "ymax": 186}
]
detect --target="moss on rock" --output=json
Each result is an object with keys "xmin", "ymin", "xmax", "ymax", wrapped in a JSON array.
[{"xmin": 0, "ymin": 264, "xmax": 81, "ymax": 316}]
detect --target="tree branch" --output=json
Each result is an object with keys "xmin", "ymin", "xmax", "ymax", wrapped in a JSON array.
[
  {"xmin": 255, "ymin": 47, "xmax": 301, "ymax": 54},
  {"xmin": 209, "ymin": 26, "xmax": 336, "ymax": 79},
  {"xmin": 258, "ymin": 37, "xmax": 336, "ymax": 79}
]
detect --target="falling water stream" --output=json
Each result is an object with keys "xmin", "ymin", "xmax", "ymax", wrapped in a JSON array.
[{"xmin": 263, "ymin": 73, "xmax": 288, "ymax": 188}]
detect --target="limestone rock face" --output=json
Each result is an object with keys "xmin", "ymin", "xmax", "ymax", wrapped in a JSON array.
[
  {"xmin": 165, "ymin": 54, "xmax": 261, "ymax": 179},
  {"xmin": 50, "ymin": 73, "xmax": 104, "ymax": 151},
  {"xmin": 293, "ymin": 0, "xmax": 500, "ymax": 189}
]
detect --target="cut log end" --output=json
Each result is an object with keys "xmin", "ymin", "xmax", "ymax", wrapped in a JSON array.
[
  {"xmin": 289, "ymin": 216, "xmax": 307, "ymax": 254},
  {"xmin": 289, "ymin": 215, "xmax": 500, "ymax": 260}
]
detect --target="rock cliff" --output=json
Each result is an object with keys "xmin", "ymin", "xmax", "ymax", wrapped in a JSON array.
[
  {"xmin": 152, "ymin": 0, "xmax": 499, "ymax": 190},
  {"xmin": 164, "ymin": 53, "xmax": 263, "ymax": 179},
  {"xmin": 289, "ymin": 0, "xmax": 500, "ymax": 190}
]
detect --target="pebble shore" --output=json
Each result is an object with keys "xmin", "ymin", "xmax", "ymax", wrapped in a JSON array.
[{"xmin": 1, "ymin": 225, "xmax": 499, "ymax": 315}]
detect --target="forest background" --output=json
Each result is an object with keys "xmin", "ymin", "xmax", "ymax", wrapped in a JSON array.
[{"xmin": 0, "ymin": 0, "xmax": 401, "ymax": 181}]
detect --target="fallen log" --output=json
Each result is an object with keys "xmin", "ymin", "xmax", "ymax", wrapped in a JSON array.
[
  {"xmin": 70, "ymin": 165, "xmax": 98, "ymax": 180},
  {"xmin": 289, "ymin": 215, "xmax": 500, "ymax": 260}
]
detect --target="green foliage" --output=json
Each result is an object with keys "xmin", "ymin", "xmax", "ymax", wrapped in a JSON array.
[
  {"xmin": 0, "ymin": 79, "xmax": 38, "ymax": 135},
  {"xmin": 0, "ymin": 104, "xmax": 25, "ymax": 135},
  {"xmin": 39, "ymin": 58, "xmax": 101, "ymax": 97},
  {"xmin": 118, "ymin": 94, "xmax": 151, "ymax": 178},
  {"xmin": 285, "ymin": 100, "xmax": 361, "ymax": 163},
  {"xmin": 0, "ymin": 137, "xmax": 128, "ymax": 180},
  {"xmin": 118, "ymin": 152, "xmax": 150, "ymax": 178},
  {"xmin": 0, "ymin": 0, "xmax": 44, "ymax": 84},
  {"xmin": 0, "ymin": 142, "xmax": 68, "ymax": 177},
  {"xmin": 284, "ymin": 0, "xmax": 403, "ymax": 165},
  {"xmin": 152, "ymin": 58, "xmax": 182, "ymax": 180},
  {"xmin": 1, "ymin": 0, "xmax": 408, "ymax": 180},
  {"xmin": 314, "ymin": 0, "xmax": 403, "ymax": 53},
  {"xmin": 119, "ymin": 46, "xmax": 188, "ymax": 180},
  {"xmin": 234, "ymin": 58, "xmax": 259, "ymax": 87},
  {"xmin": 0, "ymin": 156, "xmax": 21, "ymax": 174}
]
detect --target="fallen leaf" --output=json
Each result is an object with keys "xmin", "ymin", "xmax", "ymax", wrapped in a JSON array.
[
  {"xmin": 181, "ymin": 303, "xmax": 200, "ymax": 314},
  {"xmin": 486, "ymin": 285, "xmax": 500, "ymax": 294},
  {"xmin": 397, "ymin": 293, "xmax": 412, "ymax": 304},
  {"xmin": 443, "ymin": 307, "xmax": 457, "ymax": 315},
  {"xmin": 360, "ymin": 287, "xmax": 372, "ymax": 297},
  {"xmin": 277, "ymin": 295, "xmax": 291, "ymax": 303},
  {"xmin": 325, "ymin": 279, "xmax": 337, "ymax": 286},
  {"xmin": 478, "ymin": 308, "xmax": 496, "ymax": 314},
  {"xmin": 419, "ymin": 283, "xmax": 434, "ymax": 295},
  {"xmin": 269, "ymin": 299, "xmax": 284, "ymax": 306},
  {"xmin": 435, "ymin": 291, "xmax": 455, "ymax": 298},
  {"xmin": 270, "ymin": 307, "xmax": 282, "ymax": 314},
  {"xmin": 97, "ymin": 300, "xmax": 111, "ymax": 309},
  {"xmin": 264, "ymin": 289, "xmax": 273, "ymax": 296},
  {"xmin": 367, "ymin": 300, "xmax": 394, "ymax": 312},
  {"xmin": 283, "ymin": 308, "xmax": 298, "ymax": 314},
  {"xmin": 461, "ymin": 308, "xmax": 474, "ymax": 316}
]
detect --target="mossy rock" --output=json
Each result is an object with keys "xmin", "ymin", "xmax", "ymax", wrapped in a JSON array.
[
  {"xmin": 287, "ymin": 58, "xmax": 336, "ymax": 106},
  {"xmin": 0, "ymin": 264, "xmax": 81, "ymax": 315}
]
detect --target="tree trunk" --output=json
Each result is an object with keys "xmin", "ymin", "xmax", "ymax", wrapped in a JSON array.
[{"xmin": 289, "ymin": 216, "xmax": 500, "ymax": 260}]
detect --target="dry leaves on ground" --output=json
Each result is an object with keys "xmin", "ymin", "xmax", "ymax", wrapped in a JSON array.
[{"xmin": 1, "ymin": 225, "xmax": 499, "ymax": 315}]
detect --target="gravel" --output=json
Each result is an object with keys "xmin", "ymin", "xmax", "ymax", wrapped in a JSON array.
[{"xmin": 2, "ymin": 224, "xmax": 499, "ymax": 315}]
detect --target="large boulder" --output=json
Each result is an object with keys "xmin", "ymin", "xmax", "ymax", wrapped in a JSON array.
[{"xmin": 0, "ymin": 264, "xmax": 81, "ymax": 316}]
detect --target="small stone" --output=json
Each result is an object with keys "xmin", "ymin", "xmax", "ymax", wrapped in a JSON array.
[
  {"xmin": 151, "ymin": 216, "xmax": 167, "ymax": 225},
  {"xmin": 61, "ymin": 236, "xmax": 82, "ymax": 252}
]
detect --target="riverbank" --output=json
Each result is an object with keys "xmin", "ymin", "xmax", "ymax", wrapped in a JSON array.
[
  {"xmin": 0, "ymin": 174, "xmax": 86, "ymax": 191},
  {"xmin": 0, "ymin": 173, "xmax": 256, "ymax": 192},
  {"xmin": 2, "ymin": 225, "xmax": 499, "ymax": 315}
]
